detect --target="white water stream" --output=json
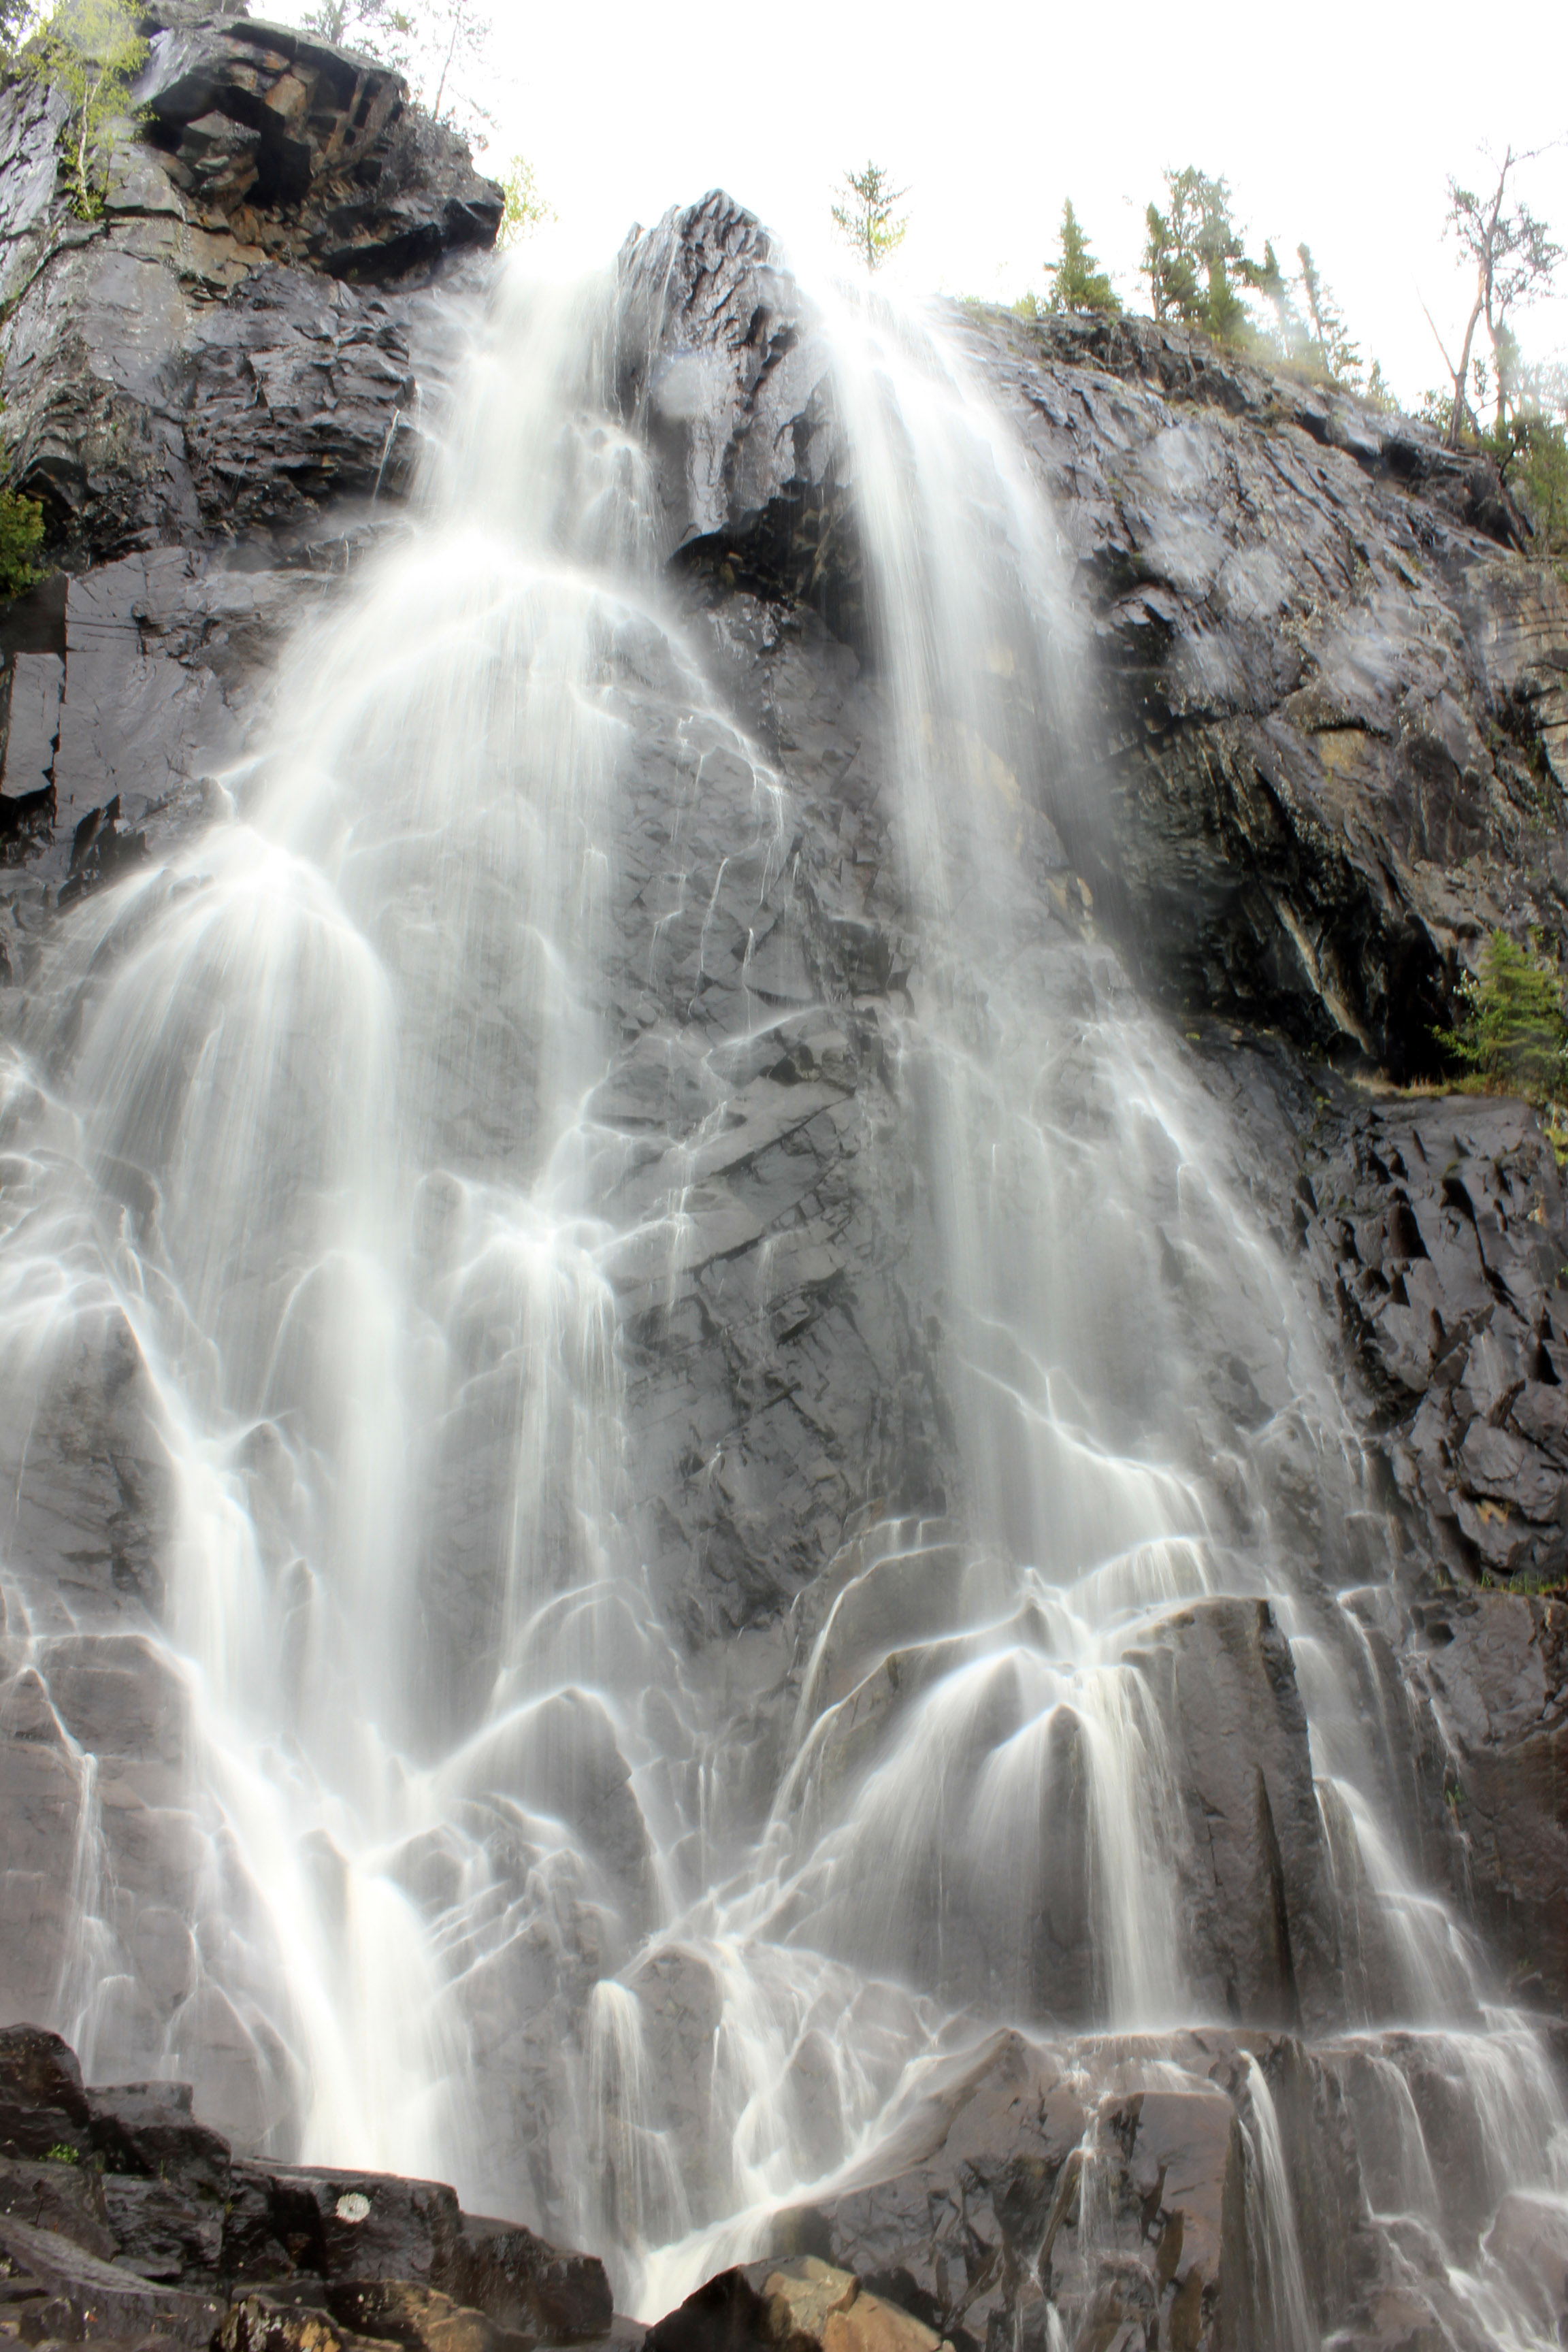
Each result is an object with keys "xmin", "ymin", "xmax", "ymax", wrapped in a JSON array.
[{"xmin": 1, "ymin": 235, "xmax": 1566, "ymax": 2345}]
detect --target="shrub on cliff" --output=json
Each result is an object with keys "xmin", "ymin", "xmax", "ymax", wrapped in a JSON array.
[
  {"xmin": 16, "ymin": 0, "xmax": 147, "ymax": 219},
  {"xmin": 1445, "ymin": 932, "xmax": 1568, "ymax": 1105},
  {"xmin": 0, "ymin": 478, "xmax": 43, "ymax": 597}
]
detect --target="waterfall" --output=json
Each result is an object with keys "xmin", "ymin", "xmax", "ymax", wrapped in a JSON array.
[{"xmin": 2, "ymin": 224, "xmax": 1567, "ymax": 2347}]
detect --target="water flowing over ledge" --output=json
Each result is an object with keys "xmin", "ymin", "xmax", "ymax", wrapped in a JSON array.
[{"xmin": 1, "ymin": 183, "xmax": 1566, "ymax": 2352}]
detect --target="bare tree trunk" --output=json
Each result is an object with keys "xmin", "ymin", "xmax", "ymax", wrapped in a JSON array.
[
  {"xmin": 1447, "ymin": 282, "xmax": 1485, "ymax": 446},
  {"xmin": 431, "ymin": 5, "xmax": 462, "ymax": 124},
  {"xmin": 1446, "ymin": 151, "xmax": 1512, "ymax": 449}
]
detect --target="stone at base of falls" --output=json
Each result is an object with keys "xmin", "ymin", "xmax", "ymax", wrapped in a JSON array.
[
  {"xmin": 0, "ymin": 2029, "xmax": 617, "ymax": 2351},
  {"xmin": 435, "ymin": 2225, "xmax": 614, "ymax": 2345},
  {"xmin": 220, "ymin": 2282, "xmax": 538, "ymax": 2352},
  {"xmin": 642, "ymin": 2262, "xmax": 951, "ymax": 2352},
  {"xmin": 753, "ymin": 2027, "xmax": 1356, "ymax": 2352},
  {"xmin": 0, "ymin": 2210, "xmax": 225, "ymax": 2345},
  {"xmin": 0, "ymin": 2031, "xmax": 92, "ymax": 2165},
  {"xmin": 0, "ymin": 2160, "xmax": 120, "ymax": 2264}
]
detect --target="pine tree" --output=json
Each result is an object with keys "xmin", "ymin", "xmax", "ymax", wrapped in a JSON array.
[
  {"xmin": 1046, "ymin": 200, "xmax": 1118, "ymax": 316},
  {"xmin": 831, "ymin": 163, "xmax": 909, "ymax": 274},
  {"xmin": 1143, "ymin": 201, "xmax": 1200, "ymax": 323},
  {"xmin": 1239, "ymin": 238, "xmax": 1306, "ymax": 356},
  {"xmin": 1296, "ymin": 243, "xmax": 1361, "ymax": 385},
  {"xmin": 1143, "ymin": 169, "xmax": 1246, "ymax": 340}
]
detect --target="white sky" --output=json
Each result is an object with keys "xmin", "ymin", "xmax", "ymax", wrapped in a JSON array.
[{"xmin": 267, "ymin": 0, "xmax": 1568, "ymax": 408}]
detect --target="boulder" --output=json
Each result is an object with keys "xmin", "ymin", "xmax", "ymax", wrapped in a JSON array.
[
  {"xmin": 0, "ymin": 2208, "xmax": 224, "ymax": 2342},
  {"xmin": 133, "ymin": 20, "xmax": 502, "ymax": 277},
  {"xmin": 0, "ymin": 2026, "xmax": 91, "ymax": 2163},
  {"xmin": 644, "ymin": 2263, "xmax": 950, "ymax": 2352},
  {"xmin": 435, "ymin": 2219, "xmax": 615, "ymax": 2344},
  {"xmin": 220, "ymin": 2161, "xmax": 463, "ymax": 2290},
  {"xmin": 0, "ymin": 2153, "xmax": 118, "ymax": 2261},
  {"xmin": 88, "ymin": 2077, "xmax": 232, "ymax": 2204},
  {"xmin": 324, "ymin": 2278, "xmax": 528, "ymax": 2352}
]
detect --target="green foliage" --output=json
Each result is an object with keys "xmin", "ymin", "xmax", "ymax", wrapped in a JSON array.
[
  {"xmin": 304, "ymin": 1, "xmax": 495, "ymax": 146},
  {"xmin": 1442, "ymin": 931, "xmax": 1568, "ymax": 1102},
  {"xmin": 22, "ymin": 0, "xmax": 147, "ymax": 220},
  {"xmin": 1141, "ymin": 167, "xmax": 1377, "ymax": 392},
  {"xmin": 1143, "ymin": 169, "xmax": 1248, "ymax": 340},
  {"xmin": 300, "ymin": 0, "xmax": 414, "ymax": 61},
  {"xmin": 831, "ymin": 162, "xmax": 908, "ymax": 274},
  {"xmin": 1143, "ymin": 186, "xmax": 1202, "ymax": 326},
  {"xmin": 0, "ymin": 480, "xmax": 44, "ymax": 598},
  {"xmin": 498, "ymin": 154, "xmax": 551, "ymax": 246},
  {"xmin": 1363, "ymin": 359, "xmax": 1397, "ymax": 414},
  {"xmin": 1045, "ymin": 199, "xmax": 1117, "ymax": 316},
  {"xmin": 0, "ymin": 359, "xmax": 44, "ymax": 601},
  {"xmin": 1439, "ymin": 149, "xmax": 1561, "ymax": 444},
  {"xmin": 44, "ymin": 2143, "xmax": 79, "ymax": 2165},
  {"xmin": 1296, "ymin": 242, "xmax": 1360, "ymax": 382}
]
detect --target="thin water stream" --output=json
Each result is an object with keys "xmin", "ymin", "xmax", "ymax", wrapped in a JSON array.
[{"xmin": 1, "ymin": 233, "xmax": 1565, "ymax": 2347}]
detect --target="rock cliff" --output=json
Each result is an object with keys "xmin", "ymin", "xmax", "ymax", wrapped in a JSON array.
[{"xmin": 0, "ymin": 48, "xmax": 1567, "ymax": 2352}]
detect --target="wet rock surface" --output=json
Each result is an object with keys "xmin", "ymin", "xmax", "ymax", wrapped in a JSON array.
[{"xmin": 0, "ymin": 2025, "xmax": 615, "ymax": 2351}]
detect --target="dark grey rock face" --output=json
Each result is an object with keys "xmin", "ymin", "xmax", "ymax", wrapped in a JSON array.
[
  {"xmin": 0, "ymin": 6, "xmax": 491, "ymax": 996},
  {"xmin": 1405, "ymin": 1591, "xmax": 1568, "ymax": 2011}
]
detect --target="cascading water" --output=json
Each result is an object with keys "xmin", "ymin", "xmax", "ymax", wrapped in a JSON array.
[{"xmin": 2, "ymin": 212, "xmax": 1567, "ymax": 2348}]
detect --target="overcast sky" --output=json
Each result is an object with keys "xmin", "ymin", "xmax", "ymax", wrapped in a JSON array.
[{"xmin": 271, "ymin": 0, "xmax": 1567, "ymax": 408}]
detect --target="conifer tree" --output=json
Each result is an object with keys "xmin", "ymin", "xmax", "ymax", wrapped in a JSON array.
[
  {"xmin": 1143, "ymin": 169, "xmax": 1245, "ymax": 339},
  {"xmin": 831, "ymin": 163, "xmax": 909, "ymax": 273},
  {"xmin": 1296, "ymin": 243, "xmax": 1361, "ymax": 384},
  {"xmin": 1046, "ymin": 200, "xmax": 1118, "ymax": 316}
]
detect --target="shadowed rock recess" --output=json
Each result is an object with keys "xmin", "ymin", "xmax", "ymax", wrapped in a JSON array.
[{"xmin": 1, "ymin": 39, "xmax": 1567, "ymax": 2352}]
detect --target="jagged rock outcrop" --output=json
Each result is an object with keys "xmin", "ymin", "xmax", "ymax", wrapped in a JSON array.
[
  {"xmin": 0, "ymin": 1, "xmax": 497, "ymax": 917},
  {"xmin": 135, "ymin": 19, "xmax": 501, "ymax": 280}
]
